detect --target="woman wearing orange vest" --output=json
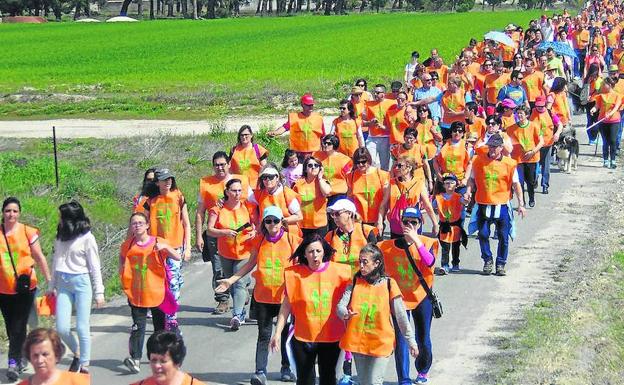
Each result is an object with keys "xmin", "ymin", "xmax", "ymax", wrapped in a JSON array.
[
  {"xmin": 433, "ymin": 122, "xmax": 472, "ymax": 195},
  {"xmin": 315, "ymin": 134, "xmax": 354, "ymax": 230},
  {"xmin": 590, "ymin": 76, "xmax": 623, "ymax": 168},
  {"xmin": 130, "ymin": 331, "xmax": 206, "ymax": 385},
  {"xmin": 18, "ymin": 328, "xmax": 90, "ymax": 385},
  {"xmin": 229, "ymin": 125, "xmax": 268, "ymax": 188},
  {"xmin": 390, "ymin": 128, "xmax": 433, "ymax": 190},
  {"xmin": 378, "ymin": 207, "xmax": 437, "ymax": 385},
  {"xmin": 433, "ymin": 174, "xmax": 467, "ymax": 275},
  {"xmin": 337, "ymin": 244, "xmax": 418, "ymax": 385},
  {"xmin": 293, "ymin": 156, "xmax": 332, "ymax": 237},
  {"xmin": 531, "ymin": 93, "xmax": 563, "ymax": 194},
  {"xmin": 331, "ymin": 100, "xmax": 365, "ymax": 158},
  {"xmin": 325, "ymin": 198, "xmax": 378, "ymax": 276},
  {"xmin": 215, "ymin": 206, "xmax": 300, "ymax": 384},
  {"xmin": 413, "ymin": 107, "xmax": 442, "ymax": 174},
  {"xmin": 388, "ymin": 156, "xmax": 438, "ymax": 239},
  {"xmin": 347, "ymin": 148, "xmax": 390, "ymax": 237},
  {"xmin": 0, "ymin": 197, "xmax": 51, "ymax": 381},
  {"xmin": 143, "ymin": 168, "xmax": 191, "ymax": 332},
  {"xmin": 385, "ymin": 91, "xmax": 412, "ymax": 145},
  {"xmin": 120, "ymin": 212, "xmax": 181, "ymax": 375},
  {"xmin": 248, "ymin": 164, "xmax": 303, "ymax": 236},
  {"xmin": 269, "ymin": 234, "xmax": 351, "ymax": 385},
  {"xmin": 207, "ymin": 179, "xmax": 256, "ymax": 331}
]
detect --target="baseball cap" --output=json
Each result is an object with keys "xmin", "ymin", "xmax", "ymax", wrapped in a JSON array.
[
  {"xmin": 402, "ymin": 207, "xmax": 422, "ymax": 220},
  {"xmin": 486, "ymin": 133, "xmax": 504, "ymax": 147},
  {"xmin": 301, "ymin": 94, "xmax": 315, "ymax": 105},
  {"xmin": 155, "ymin": 168, "xmax": 174, "ymax": 181},
  {"xmin": 327, "ymin": 199, "xmax": 357, "ymax": 214},
  {"xmin": 262, "ymin": 206, "xmax": 284, "ymax": 220}
]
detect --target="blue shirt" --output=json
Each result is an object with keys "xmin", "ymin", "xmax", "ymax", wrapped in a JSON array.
[
  {"xmin": 414, "ymin": 86, "xmax": 442, "ymax": 121},
  {"xmin": 497, "ymin": 84, "xmax": 528, "ymax": 107}
]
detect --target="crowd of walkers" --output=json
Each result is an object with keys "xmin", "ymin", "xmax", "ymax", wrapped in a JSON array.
[{"xmin": 1, "ymin": 1, "xmax": 622, "ymax": 384}]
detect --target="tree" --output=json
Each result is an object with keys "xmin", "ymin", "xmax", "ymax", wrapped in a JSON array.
[{"xmin": 485, "ymin": 0, "xmax": 502, "ymax": 11}]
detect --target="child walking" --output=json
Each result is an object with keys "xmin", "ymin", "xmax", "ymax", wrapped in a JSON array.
[{"xmin": 434, "ymin": 173, "xmax": 467, "ymax": 275}]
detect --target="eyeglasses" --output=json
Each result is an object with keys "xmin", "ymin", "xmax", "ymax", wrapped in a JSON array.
[
  {"xmin": 261, "ymin": 174, "xmax": 277, "ymax": 181},
  {"xmin": 402, "ymin": 220, "xmax": 420, "ymax": 226},
  {"xmin": 355, "ymin": 160, "xmax": 368, "ymax": 165},
  {"xmin": 417, "ymin": 109, "xmax": 428, "ymax": 113},
  {"xmin": 357, "ymin": 83, "xmax": 366, "ymax": 87},
  {"xmin": 131, "ymin": 222, "xmax": 147, "ymax": 227},
  {"xmin": 374, "ymin": 90, "xmax": 385, "ymax": 94},
  {"xmin": 307, "ymin": 163, "xmax": 320, "ymax": 169},
  {"xmin": 431, "ymin": 77, "xmax": 439, "ymax": 80},
  {"xmin": 394, "ymin": 163, "xmax": 409, "ymax": 169},
  {"xmin": 330, "ymin": 210, "xmax": 347, "ymax": 217},
  {"xmin": 213, "ymin": 163, "xmax": 227, "ymax": 168},
  {"xmin": 486, "ymin": 121, "xmax": 498, "ymax": 126},
  {"xmin": 263, "ymin": 218, "xmax": 281, "ymax": 225},
  {"xmin": 422, "ymin": 78, "xmax": 432, "ymax": 81},
  {"xmin": 452, "ymin": 129, "xmax": 465, "ymax": 133}
]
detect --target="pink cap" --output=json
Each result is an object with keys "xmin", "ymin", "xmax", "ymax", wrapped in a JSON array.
[{"xmin": 301, "ymin": 94, "xmax": 315, "ymax": 105}]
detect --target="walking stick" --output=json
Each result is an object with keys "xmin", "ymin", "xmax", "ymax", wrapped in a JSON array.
[{"xmin": 586, "ymin": 117, "xmax": 606, "ymax": 156}]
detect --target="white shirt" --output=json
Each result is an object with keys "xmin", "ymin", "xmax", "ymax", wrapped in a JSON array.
[{"xmin": 51, "ymin": 231, "xmax": 105, "ymax": 296}]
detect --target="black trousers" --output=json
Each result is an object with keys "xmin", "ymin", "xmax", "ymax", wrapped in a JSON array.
[
  {"xmin": 518, "ymin": 162, "xmax": 537, "ymax": 202},
  {"xmin": 440, "ymin": 240, "xmax": 461, "ymax": 267},
  {"xmin": 0, "ymin": 290, "xmax": 36, "ymax": 361},
  {"xmin": 202, "ymin": 232, "xmax": 229, "ymax": 303},
  {"xmin": 291, "ymin": 338, "xmax": 340, "ymax": 385},
  {"xmin": 253, "ymin": 299, "xmax": 291, "ymax": 373},
  {"xmin": 129, "ymin": 303, "xmax": 166, "ymax": 359}
]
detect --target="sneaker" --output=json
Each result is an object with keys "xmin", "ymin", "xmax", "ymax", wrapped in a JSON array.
[
  {"xmin": 250, "ymin": 371, "xmax": 267, "ymax": 385},
  {"xmin": 146, "ymin": 309, "xmax": 153, "ymax": 319},
  {"xmin": 79, "ymin": 366, "xmax": 90, "ymax": 375},
  {"xmin": 495, "ymin": 264, "xmax": 507, "ymax": 276},
  {"xmin": 230, "ymin": 316, "xmax": 242, "ymax": 331},
  {"xmin": 528, "ymin": 200, "xmax": 535, "ymax": 208},
  {"xmin": 69, "ymin": 356, "xmax": 80, "ymax": 372},
  {"xmin": 589, "ymin": 139, "xmax": 597, "ymax": 145},
  {"xmin": 482, "ymin": 260, "xmax": 493, "ymax": 275},
  {"xmin": 123, "ymin": 357, "xmax": 140, "ymax": 374},
  {"xmin": 604, "ymin": 160, "xmax": 610, "ymax": 168},
  {"xmin": 440, "ymin": 265, "xmax": 449, "ymax": 275},
  {"xmin": 414, "ymin": 373, "xmax": 429, "ymax": 384},
  {"xmin": 280, "ymin": 366, "xmax": 296, "ymax": 382},
  {"xmin": 451, "ymin": 265, "xmax": 461, "ymax": 273},
  {"xmin": 542, "ymin": 187, "xmax": 549, "ymax": 194},
  {"xmin": 610, "ymin": 161, "xmax": 617, "ymax": 169},
  {"xmin": 6, "ymin": 359, "xmax": 19, "ymax": 381},
  {"xmin": 338, "ymin": 374, "xmax": 353, "ymax": 385},
  {"xmin": 213, "ymin": 300, "xmax": 229, "ymax": 314}
]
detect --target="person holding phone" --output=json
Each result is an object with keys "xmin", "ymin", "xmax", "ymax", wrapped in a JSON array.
[{"xmin": 207, "ymin": 179, "xmax": 256, "ymax": 330}]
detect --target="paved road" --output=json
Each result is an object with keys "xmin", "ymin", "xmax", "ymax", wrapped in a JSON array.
[{"xmin": 0, "ymin": 114, "xmax": 614, "ymax": 385}]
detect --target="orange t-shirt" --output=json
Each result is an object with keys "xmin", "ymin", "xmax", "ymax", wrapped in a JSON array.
[
  {"xmin": 19, "ymin": 372, "xmax": 90, "ymax": 385},
  {"xmin": 284, "ymin": 262, "xmax": 351, "ymax": 342},
  {"xmin": 348, "ymin": 167, "xmax": 390, "ymax": 223},
  {"xmin": 340, "ymin": 277, "xmax": 403, "ymax": 357},
  {"xmin": 293, "ymin": 178, "xmax": 328, "ymax": 229},
  {"xmin": 230, "ymin": 144, "xmax": 268, "ymax": 187},
  {"xmin": 0, "ymin": 223, "xmax": 38, "ymax": 295},
  {"xmin": 326, "ymin": 224, "xmax": 377, "ymax": 276},
  {"xmin": 550, "ymin": 91, "xmax": 571, "ymax": 125},
  {"xmin": 131, "ymin": 373, "xmax": 205, "ymax": 385},
  {"xmin": 501, "ymin": 114, "xmax": 516, "ymax": 131},
  {"xmin": 379, "ymin": 237, "xmax": 438, "ymax": 310},
  {"xmin": 146, "ymin": 190, "xmax": 186, "ymax": 249},
  {"xmin": 251, "ymin": 232, "xmax": 300, "ymax": 304},
  {"xmin": 314, "ymin": 151, "xmax": 352, "ymax": 196},
  {"xmin": 288, "ymin": 112, "xmax": 325, "ymax": 153},
  {"xmin": 365, "ymin": 99, "xmax": 396, "ymax": 137},
  {"xmin": 435, "ymin": 193, "xmax": 463, "ymax": 243},
  {"xmin": 332, "ymin": 117, "xmax": 361, "ymax": 158},
  {"xmin": 471, "ymin": 154, "xmax": 517, "ymax": 205},
  {"xmin": 385, "ymin": 105, "xmax": 411, "ymax": 145},
  {"xmin": 120, "ymin": 236, "xmax": 167, "ymax": 308},
  {"xmin": 209, "ymin": 204, "xmax": 253, "ymax": 260},
  {"xmin": 485, "ymin": 73, "xmax": 510, "ymax": 105},
  {"xmin": 465, "ymin": 117, "xmax": 486, "ymax": 138},
  {"xmin": 198, "ymin": 174, "xmax": 251, "ymax": 210},
  {"xmin": 507, "ymin": 120, "xmax": 542, "ymax": 164},
  {"xmin": 522, "ymin": 71, "xmax": 545, "ymax": 103},
  {"xmin": 427, "ymin": 65, "xmax": 449, "ymax": 84},
  {"xmin": 415, "ymin": 120, "xmax": 438, "ymax": 160},
  {"xmin": 435, "ymin": 140, "xmax": 470, "ymax": 180}
]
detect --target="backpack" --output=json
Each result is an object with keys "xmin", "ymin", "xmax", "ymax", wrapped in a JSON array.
[{"xmin": 388, "ymin": 181, "xmax": 417, "ymax": 234}]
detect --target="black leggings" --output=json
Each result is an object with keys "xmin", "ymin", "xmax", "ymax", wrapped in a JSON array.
[
  {"xmin": 599, "ymin": 121, "xmax": 619, "ymax": 161},
  {"xmin": 440, "ymin": 240, "xmax": 461, "ymax": 267},
  {"xmin": 0, "ymin": 290, "xmax": 35, "ymax": 361},
  {"xmin": 291, "ymin": 338, "xmax": 340, "ymax": 385},
  {"xmin": 129, "ymin": 303, "xmax": 166, "ymax": 359},
  {"xmin": 253, "ymin": 299, "xmax": 291, "ymax": 373}
]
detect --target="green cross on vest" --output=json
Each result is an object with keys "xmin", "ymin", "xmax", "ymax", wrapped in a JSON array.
[
  {"xmin": 359, "ymin": 301, "xmax": 379, "ymax": 330},
  {"xmin": 301, "ymin": 122, "xmax": 313, "ymax": 140},
  {"xmin": 485, "ymin": 169, "xmax": 499, "ymax": 191},
  {"xmin": 324, "ymin": 164, "xmax": 336, "ymax": 182},
  {"xmin": 310, "ymin": 288, "xmax": 331, "ymax": 318},
  {"xmin": 1, "ymin": 247, "xmax": 17, "ymax": 274},
  {"xmin": 519, "ymin": 134, "xmax": 531, "ymax": 151},
  {"xmin": 300, "ymin": 190, "xmax": 315, "ymax": 215},
  {"xmin": 156, "ymin": 206, "xmax": 173, "ymax": 233},
  {"xmin": 363, "ymin": 186, "xmax": 376, "ymax": 205},
  {"xmin": 340, "ymin": 130, "xmax": 354, "ymax": 146},
  {"xmin": 263, "ymin": 254, "xmax": 283, "ymax": 287},
  {"xmin": 132, "ymin": 255, "xmax": 149, "ymax": 293},
  {"xmin": 443, "ymin": 208, "xmax": 453, "ymax": 222},
  {"xmin": 445, "ymin": 155, "xmax": 458, "ymax": 172},
  {"xmin": 238, "ymin": 158, "xmax": 251, "ymax": 173}
]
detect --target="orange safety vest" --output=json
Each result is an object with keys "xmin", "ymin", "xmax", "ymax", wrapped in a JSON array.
[
  {"xmin": 284, "ymin": 262, "xmax": 352, "ymax": 342},
  {"xmin": 390, "ymin": 144, "xmax": 427, "ymax": 183},
  {"xmin": 365, "ymin": 99, "xmax": 395, "ymax": 137},
  {"xmin": 385, "ymin": 105, "xmax": 411, "ymax": 145},
  {"xmin": 332, "ymin": 117, "xmax": 361, "ymax": 158},
  {"xmin": 572, "ymin": 29, "xmax": 590, "ymax": 49},
  {"xmin": 507, "ymin": 120, "xmax": 542, "ymax": 164},
  {"xmin": 314, "ymin": 151, "xmax": 352, "ymax": 196},
  {"xmin": 230, "ymin": 144, "xmax": 268, "ymax": 188},
  {"xmin": 351, "ymin": 98, "xmax": 367, "ymax": 131},
  {"xmin": 501, "ymin": 114, "xmax": 516, "ymax": 131},
  {"xmin": 254, "ymin": 186, "xmax": 302, "ymax": 236},
  {"xmin": 146, "ymin": 190, "xmax": 186, "ymax": 249},
  {"xmin": 606, "ymin": 28, "xmax": 620, "ymax": 48},
  {"xmin": 415, "ymin": 120, "xmax": 438, "ymax": 160},
  {"xmin": 435, "ymin": 193, "xmax": 463, "ymax": 243},
  {"xmin": 550, "ymin": 91, "xmax": 571, "ymax": 125},
  {"xmin": 441, "ymin": 90, "xmax": 466, "ymax": 125},
  {"xmin": 485, "ymin": 73, "xmax": 510, "ymax": 105},
  {"xmin": 120, "ymin": 236, "xmax": 167, "ymax": 308},
  {"xmin": 465, "ymin": 117, "xmax": 486, "ymax": 139},
  {"xmin": 427, "ymin": 65, "xmax": 449, "ymax": 84},
  {"xmin": 613, "ymin": 48, "xmax": 624, "ymax": 73},
  {"xmin": 0, "ymin": 223, "xmax": 38, "ymax": 295},
  {"xmin": 348, "ymin": 167, "xmax": 390, "ymax": 223},
  {"xmin": 198, "ymin": 174, "xmax": 251, "ymax": 210},
  {"xmin": 293, "ymin": 178, "xmax": 328, "ymax": 229},
  {"xmin": 388, "ymin": 178, "xmax": 425, "ymax": 221},
  {"xmin": 472, "ymin": 154, "xmax": 517, "ymax": 205},
  {"xmin": 210, "ymin": 204, "xmax": 253, "ymax": 260},
  {"xmin": 522, "ymin": 71, "xmax": 545, "ymax": 102},
  {"xmin": 251, "ymin": 232, "xmax": 300, "ymax": 304},
  {"xmin": 339, "ymin": 276, "xmax": 403, "ymax": 357},
  {"xmin": 18, "ymin": 372, "xmax": 91, "ymax": 385},
  {"xmin": 435, "ymin": 140, "xmax": 470, "ymax": 180},
  {"xmin": 326, "ymin": 224, "xmax": 376, "ymax": 276},
  {"xmin": 530, "ymin": 109, "xmax": 555, "ymax": 147},
  {"xmin": 288, "ymin": 112, "xmax": 325, "ymax": 153},
  {"xmin": 131, "ymin": 373, "xmax": 205, "ymax": 385},
  {"xmin": 379, "ymin": 237, "xmax": 437, "ymax": 310},
  {"xmin": 592, "ymin": 90, "xmax": 622, "ymax": 123}
]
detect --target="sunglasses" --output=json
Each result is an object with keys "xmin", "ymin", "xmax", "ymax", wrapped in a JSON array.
[
  {"xmin": 355, "ymin": 160, "xmax": 368, "ymax": 165},
  {"xmin": 213, "ymin": 163, "xmax": 227, "ymax": 168},
  {"xmin": 452, "ymin": 129, "xmax": 465, "ymax": 133},
  {"xmin": 339, "ymin": 107, "xmax": 347, "ymax": 110},
  {"xmin": 394, "ymin": 163, "xmax": 408, "ymax": 169},
  {"xmin": 307, "ymin": 163, "xmax": 320, "ymax": 169},
  {"xmin": 402, "ymin": 220, "xmax": 420, "ymax": 226},
  {"xmin": 263, "ymin": 218, "xmax": 281, "ymax": 225},
  {"xmin": 261, "ymin": 174, "xmax": 277, "ymax": 180},
  {"xmin": 486, "ymin": 121, "xmax": 498, "ymax": 126},
  {"xmin": 322, "ymin": 141, "xmax": 333, "ymax": 146}
]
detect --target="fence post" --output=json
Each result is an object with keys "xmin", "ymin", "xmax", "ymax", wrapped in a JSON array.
[{"xmin": 53, "ymin": 126, "xmax": 59, "ymax": 188}]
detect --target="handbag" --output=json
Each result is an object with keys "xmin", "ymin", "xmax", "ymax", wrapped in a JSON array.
[
  {"xmin": 1, "ymin": 224, "xmax": 32, "ymax": 295},
  {"xmin": 401, "ymin": 242, "xmax": 443, "ymax": 318}
]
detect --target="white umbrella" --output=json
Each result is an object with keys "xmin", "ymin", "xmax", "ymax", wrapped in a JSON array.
[
  {"xmin": 484, "ymin": 31, "xmax": 515, "ymax": 47},
  {"xmin": 106, "ymin": 16, "xmax": 139, "ymax": 22},
  {"xmin": 75, "ymin": 18, "xmax": 101, "ymax": 22}
]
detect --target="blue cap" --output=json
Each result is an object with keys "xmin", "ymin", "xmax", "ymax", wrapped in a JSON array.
[
  {"xmin": 262, "ymin": 206, "xmax": 283, "ymax": 220},
  {"xmin": 402, "ymin": 207, "xmax": 422, "ymax": 220}
]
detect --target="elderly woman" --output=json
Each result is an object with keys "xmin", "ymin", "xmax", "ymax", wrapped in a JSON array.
[
  {"xmin": 0, "ymin": 197, "xmax": 51, "ymax": 381},
  {"xmin": 229, "ymin": 125, "xmax": 269, "ymax": 187},
  {"xmin": 18, "ymin": 328, "xmax": 89, "ymax": 385},
  {"xmin": 130, "ymin": 331, "xmax": 206, "ymax": 385}
]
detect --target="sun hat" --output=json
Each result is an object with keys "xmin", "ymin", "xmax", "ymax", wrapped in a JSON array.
[
  {"xmin": 351, "ymin": 86, "xmax": 364, "ymax": 95},
  {"xmin": 155, "ymin": 168, "xmax": 174, "ymax": 181},
  {"xmin": 301, "ymin": 94, "xmax": 315, "ymax": 105},
  {"xmin": 402, "ymin": 207, "xmax": 422, "ymax": 220},
  {"xmin": 262, "ymin": 206, "xmax": 284, "ymax": 220},
  {"xmin": 327, "ymin": 199, "xmax": 357, "ymax": 214},
  {"xmin": 486, "ymin": 133, "xmax": 504, "ymax": 147},
  {"xmin": 535, "ymin": 95, "xmax": 547, "ymax": 106},
  {"xmin": 501, "ymin": 98, "xmax": 517, "ymax": 109}
]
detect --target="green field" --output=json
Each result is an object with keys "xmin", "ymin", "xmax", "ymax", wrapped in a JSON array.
[{"xmin": 0, "ymin": 10, "xmax": 542, "ymax": 118}]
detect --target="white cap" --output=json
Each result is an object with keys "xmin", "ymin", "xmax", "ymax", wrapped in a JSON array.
[
  {"xmin": 259, "ymin": 167, "xmax": 280, "ymax": 177},
  {"xmin": 327, "ymin": 199, "xmax": 357, "ymax": 214}
]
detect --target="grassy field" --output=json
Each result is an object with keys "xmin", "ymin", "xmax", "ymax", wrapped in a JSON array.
[{"xmin": 0, "ymin": 10, "xmax": 542, "ymax": 118}]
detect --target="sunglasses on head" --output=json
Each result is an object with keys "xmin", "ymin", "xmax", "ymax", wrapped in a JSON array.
[{"xmin": 263, "ymin": 218, "xmax": 281, "ymax": 225}]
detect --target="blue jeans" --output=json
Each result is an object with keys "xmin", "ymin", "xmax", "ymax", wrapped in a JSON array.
[
  {"xmin": 618, "ymin": 118, "xmax": 623, "ymax": 151},
  {"xmin": 606, "ymin": 47, "xmax": 614, "ymax": 68},
  {"xmin": 55, "ymin": 272, "xmax": 93, "ymax": 365},
  {"xmin": 574, "ymin": 48, "xmax": 586, "ymax": 78},
  {"xmin": 476, "ymin": 204, "xmax": 511, "ymax": 266},
  {"xmin": 366, "ymin": 136, "xmax": 390, "ymax": 171},
  {"xmin": 220, "ymin": 257, "xmax": 250, "ymax": 319},
  {"xmin": 392, "ymin": 297, "xmax": 433, "ymax": 384},
  {"xmin": 538, "ymin": 146, "xmax": 552, "ymax": 189}
]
